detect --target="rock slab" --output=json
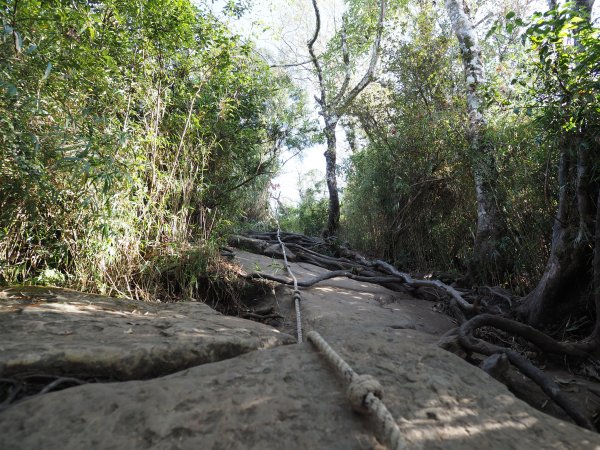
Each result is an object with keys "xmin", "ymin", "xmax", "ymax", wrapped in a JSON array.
[
  {"xmin": 2, "ymin": 254, "xmax": 600, "ymax": 449},
  {"xmin": 1, "ymin": 329, "xmax": 599, "ymax": 449},
  {"xmin": 0, "ymin": 286, "xmax": 294, "ymax": 380}
]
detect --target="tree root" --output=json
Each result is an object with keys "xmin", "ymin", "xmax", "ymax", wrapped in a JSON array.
[
  {"xmin": 238, "ymin": 232, "xmax": 476, "ymax": 320},
  {"xmin": 458, "ymin": 314, "xmax": 595, "ymax": 430},
  {"xmin": 372, "ymin": 260, "xmax": 476, "ymax": 315},
  {"xmin": 1, "ymin": 375, "xmax": 87, "ymax": 411},
  {"xmin": 234, "ymin": 231, "xmax": 600, "ymax": 431}
]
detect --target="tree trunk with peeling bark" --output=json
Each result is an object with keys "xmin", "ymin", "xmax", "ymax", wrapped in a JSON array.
[
  {"xmin": 517, "ymin": 0, "xmax": 598, "ymax": 326},
  {"xmin": 324, "ymin": 119, "xmax": 340, "ymax": 234},
  {"xmin": 444, "ymin": 0, "xmax": 506, "ymax": 282},
  {"xmin": 308, "ymin": 0, "xmax": 386, "ymax": 237}
]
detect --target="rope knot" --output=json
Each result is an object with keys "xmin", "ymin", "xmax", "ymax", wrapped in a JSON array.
[
  {"xmin": 292, "ymin": 289, "xmax": 301, "ymax": 302},
  {"xmin": 347, "ymin": 374, "xmax": 383, "ymax": 413}
]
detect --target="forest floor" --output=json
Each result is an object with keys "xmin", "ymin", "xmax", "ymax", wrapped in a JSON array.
[{"xmin": 1, "ymin": 240, "xmax": 600, "ymax": 448}]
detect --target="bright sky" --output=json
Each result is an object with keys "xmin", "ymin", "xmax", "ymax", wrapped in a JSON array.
[{"xmin": 208, "ymin": 0, "xmax": 351, "ymax": 205}]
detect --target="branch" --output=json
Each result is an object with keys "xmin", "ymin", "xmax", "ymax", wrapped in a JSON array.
[
  {"xmin": 223, "ymin": 170, "xmax": 275, "ymax": 196},
  {"xmin": 332, "ymin": 14, "xmax": 351, "ymax": 106},
  {"xmin": 337, "ymin": 0, "xmax": 387, "ymax": 114},
  {"xmin": 308, "ymin": 0, "xmax": 327, "ymax": 108},
  {"xmin": 280, "ymin": 149, "xmax": 303, "ymax": 168},
  {"xmin": 270, "ymin": 59, "xmax": 314, "ymax": 68},
  {"xmin": 474, "ymin": 12, "xmax": 493, "ymax": 29}
]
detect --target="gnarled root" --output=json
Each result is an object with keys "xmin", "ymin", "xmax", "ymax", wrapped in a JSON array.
[{"xmin": 458, "ymin": 314, "xmax": 595, "ymax": 430}]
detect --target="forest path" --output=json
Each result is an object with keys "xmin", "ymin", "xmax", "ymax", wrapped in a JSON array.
[
  {"xmin": 233, "ymin": 249, "xmax": 455, "ymax": 344},
  {"xmin": 1, "ymin": 248, "xmax": 600, "ymax": 448}
]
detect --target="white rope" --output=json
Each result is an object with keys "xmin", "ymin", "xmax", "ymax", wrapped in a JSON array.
[
  {"xmin": 275, "ymin": 227, "xmax": 302, "ymax": 343},
  {"xmin": 273, "ymin": 199, "xmax": 303, "ymax": 343},
  {"xmin": 307, "ymin": 331, "xmax": 408, "ymax": 450},
  {"xmin": 271, "ymin": 197, "xmax": 405, "ymax": 449}
]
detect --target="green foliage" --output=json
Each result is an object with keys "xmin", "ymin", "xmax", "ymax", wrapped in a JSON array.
[
  {"xmin": 341, "ymin": 0, "xmax": 560, "ymax": 290},
  {"xmin": 279, "ymin": 170, "xmax": 328, "ymax": 237},
  {"xmin": 485, "ymin": 2, "xmax": 600, "ymax": 290},
  {"xmin": 0, "ymin": 0, "xmax": 308, "ymax": 299},
  {"xmin": 296, "ymin": 186, "xmax": 328, "ymax": 238},
  {"xmin": 342, "ymin": 4, "xmax": 473, "ymax": 269},
  {"xmin": 515, "ymin": 3, "xmax": 600, "ymax": 137},
  {"xmin": 33, "ymin": 268, "xmax": 67, "ymax": 287}
]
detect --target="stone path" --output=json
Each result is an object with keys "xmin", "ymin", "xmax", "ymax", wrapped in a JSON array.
[{"xmin": 1, "ymin": 249, "xmax": 599, "ymax": 449}]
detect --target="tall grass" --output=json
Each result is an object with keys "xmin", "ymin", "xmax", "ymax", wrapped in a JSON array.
[{"xmin": 0, "ymin": 0, "xmax": 299, "ymax": 300}]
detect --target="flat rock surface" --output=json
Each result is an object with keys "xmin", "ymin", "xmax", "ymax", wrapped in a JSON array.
[
  {"xmin": 2, "ymin": 329, "xmax": 599, "ymax": 449},
  {"xmin": 1, "ymin": 251, "xmax": 600, "ymax": 449},
  {"xmin": 0, "ymin": 286, "xmax": 293, "ymax": 380},
  {"xmin": 234, "ymin": 250, "xmax": 456, "ymax": 341}
]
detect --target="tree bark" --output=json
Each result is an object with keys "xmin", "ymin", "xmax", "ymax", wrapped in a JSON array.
[
  {"xmin": 324, "ymin": 118, "xmax": 340, "ymax": 236},
  {"xmin": 520, "ymin": 138, "xmax": 598, "ymax": 325},
  {"xmin": 517, "ymin": 1, "xmax": 597, "ymax": 326},
  {"xmin": 308, "ymin": 0, "xmax": 386, "ymax": 237},
  {"xmin": 575, "ymin": 0, "xmax": 595, "ymax": 11},
  {"xmin": 444, "ymin": 0, "xmax": 506, "ymax": 281},
  {"xmin": 592, "ymin": 189, "xmax": 600, "ymax": 341}
]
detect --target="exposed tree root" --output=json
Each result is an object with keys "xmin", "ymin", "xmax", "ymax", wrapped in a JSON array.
[
  {"xmin": 247, "ymin": 270, "xmax": 402, "ymax": 289},
  {"xmin": 372, "ymin": 259, "xmax": 476, "ymax": 315},
  {"xmin": 1, "ymin": 375, "xmax": 88, "ymax": 411},
  {"xmin": 235, "ymin": 232, "xmax": 476, "ymax": 321},
  {"xmin": 241, "ymin": 311, "xmax": 283, "ymax": 320},
  {"xmin": 461, "ymin": 314, "xmax": 590, "ymax": 358},
  {"xmin": 459, "ymin": 314, "xmax": 595, "ymax": 430}
]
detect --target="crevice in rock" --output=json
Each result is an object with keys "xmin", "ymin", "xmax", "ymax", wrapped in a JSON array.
[{"xmin": 0, "ymin": 285, "xmax": 294, "ymax": 410}]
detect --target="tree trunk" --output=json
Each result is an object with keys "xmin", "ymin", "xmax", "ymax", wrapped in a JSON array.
[
  {"xmin": 470, "ymin": 139, "xmax": 505, "ymax": 281},
  {"xmin": 444, "ymin": 0, "xmax": 505, "ymax": 281},
  {"xmin": 324, "ymin": 119, "xmax": 340, "ymax": 236},
  {"xmin": 517, "ymin": 145, "xmax": 591, "ymax": 324},
  {"xmin": 517, "ymin": 0, "xmax": 597, "ymax": 326},
  {"xmin": 592, "ymin": 189, "xmax": 600, "ymax": 341},
  {"xmin": 575, "ymin": 0, "xmax": 595, "ymax": 11}
]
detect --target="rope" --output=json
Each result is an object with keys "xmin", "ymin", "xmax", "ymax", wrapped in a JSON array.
[
  {"xmin": 271, "ymin": 193, "xmax": 303, "ymax": 343},
  {"xmin": 307, "ymin": 331, "xmax": 408, "ymax": 450},
  {"xmin": 271, "ymin": 196, "xmax": 405, "ymax": 449},
  {"xmin": 275, "ymin": 226, "xmax": 303, "ymax": 343}
]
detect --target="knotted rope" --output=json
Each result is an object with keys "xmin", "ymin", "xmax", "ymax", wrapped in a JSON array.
[
  {"xmin": 307, "ymin": 331, "xmax": 408, "ymax": 450},
  {"xmin": 271, "ymin": 213, "xmax": 407, "ymax": 450}
]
